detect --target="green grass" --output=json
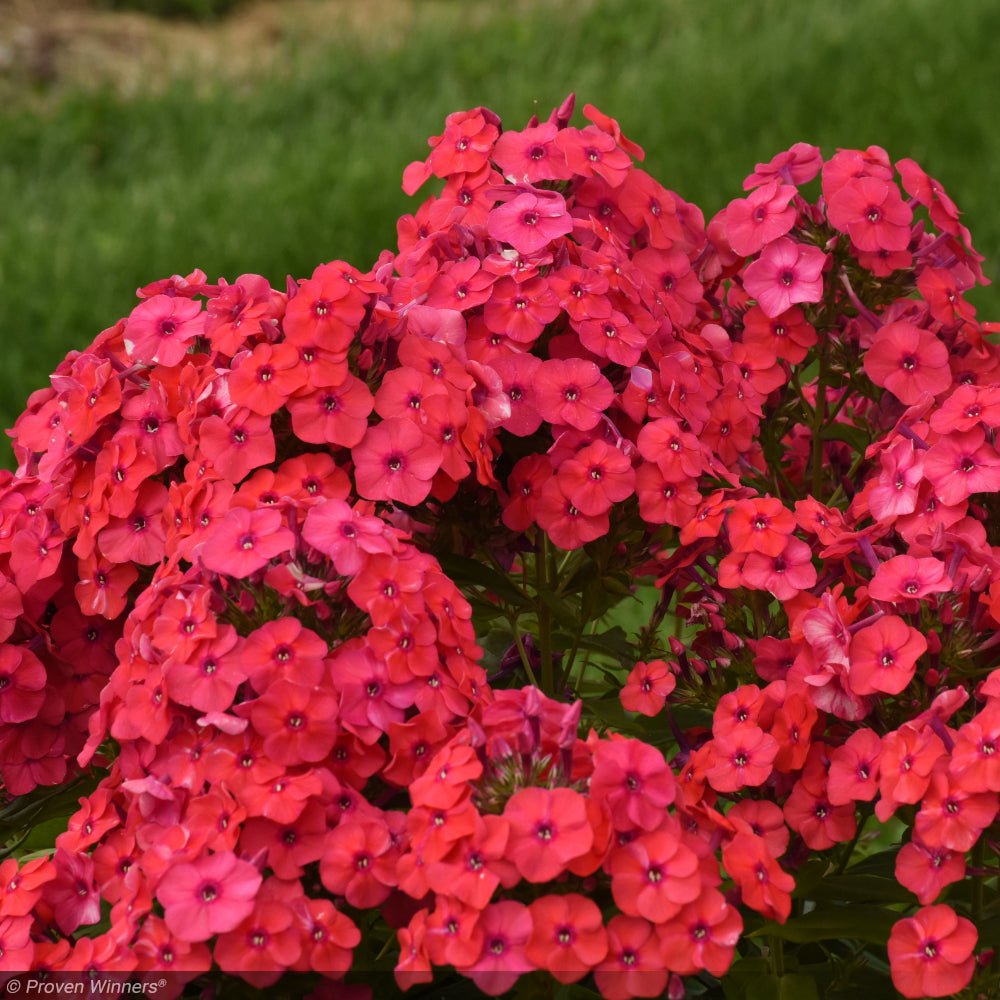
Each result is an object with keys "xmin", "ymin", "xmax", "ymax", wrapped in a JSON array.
[{"xmin": 2, "ymin": 0, "xmax": 1000, "ymax": 466}]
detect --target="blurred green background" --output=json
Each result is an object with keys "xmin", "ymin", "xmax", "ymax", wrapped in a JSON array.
[{"xmin": 2, "ymin": 0, "xmax": 999, "ymax": 467}]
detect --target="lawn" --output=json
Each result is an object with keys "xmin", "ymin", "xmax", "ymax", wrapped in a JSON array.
[{"xmin": 2, "ymin": 0, "xmax": 999, "ymax": 466}]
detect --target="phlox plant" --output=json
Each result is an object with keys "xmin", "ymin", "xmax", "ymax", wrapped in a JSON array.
[{"xmin": 2, "ymin": 93, "xmax": 1000, "ymax": 1000}]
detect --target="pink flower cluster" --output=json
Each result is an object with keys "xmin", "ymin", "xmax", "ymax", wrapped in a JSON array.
[{"xmin": 1, "ymin": 93, "xmax": 1000, "ymax": 998}]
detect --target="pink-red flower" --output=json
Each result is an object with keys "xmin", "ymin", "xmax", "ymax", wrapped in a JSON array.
[
  {"xmin": 888, "ymin": 905, "xmax": 977, "ymax": 998},
  {"xmin": 487, "ymin": 189, "xmax": 575, "ymax": 254},
  {"xmin": 863, "ymin": 321, "xmax": 951, "ymax": 404},
  {"xmin": 155, "ymin": 851, "xmax": 262, "ymax": 943},
  {"xmin": 742, "ymin": 237, "xmax": 826, "ymax": 318}
]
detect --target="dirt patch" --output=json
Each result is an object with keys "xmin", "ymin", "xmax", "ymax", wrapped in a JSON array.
[{"xmin": 0, "ymin": 0, "xmax": 424, "ymax": 104}]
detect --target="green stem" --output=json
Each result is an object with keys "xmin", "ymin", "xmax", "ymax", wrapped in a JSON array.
[
  {"xmin": 972, "ymin": 838, "xmax": 986, "ymax": 927},
  {"xmin": 769, "ymin": 934, "xmax": 786, "ymax": 977},
  {"xmin": 835, "ymin": 805, "xmax": 870, "ymax": 875},
  {"xmin": 510, "ymin": 622, "xmax": 541, "ymax": 689},
  {"xmin": 810, "ymin": 342, "xmax": 829, "ymax": 499},
  {"xmin": 555, "ymin": 623, "xmax": 584, "ymax": 696},
  {"xmin": 536, "ymin": 533, "xmax": 554, "ymax": 695}
]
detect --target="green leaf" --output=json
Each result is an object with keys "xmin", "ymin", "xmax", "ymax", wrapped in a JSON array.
[
  {"xmin": 777, "ymin": 974, "xmax": 821, "ymax": 1000},
  {"xmin": 753, "ymin": 904, "xmax": 897, "ymax": 946},
  {"xmin": 790, "ymin": 857, "xmax": 831, "ymax": 899},
  {"xmin": 803, "ymin": 873, "xmax": 914, "ymax": 904},
  {"xmin": 435, "ymin": 553, "xmax": 533, "ymax": 609},
  {"xmin": 974, "ymin": 915, "xmax": 1000, "ymax": 947},
  {"xmin": 723, "ymin": 958, "xmax": 773, "ymax": 1000},
  {"xmin": 819, "ymin": 421, "xmax": 869, "ymax": 453},
  {"xmin": 535, "ymin": 587, "xmax": 582, "ymax": 630},
  {"xmin": 571, "ymin": 625, "xmax": 633, "ymax": 659},
  {"xmin": 746, "ymin": 975, "xmax": 783, "ymax": 1000},
  {"xmin": 845, "ymin": 845, "xmax": 900, "ymax": 877}
]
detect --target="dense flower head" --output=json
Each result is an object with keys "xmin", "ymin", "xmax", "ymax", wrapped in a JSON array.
[{"xmin": 2, "ymin": 93, "xmax": 1000, "ymax": 999}]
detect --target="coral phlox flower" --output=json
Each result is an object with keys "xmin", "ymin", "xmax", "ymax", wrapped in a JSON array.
[
  {"xmin": 548, "ymin": 262, "xmax": 612, "ymax": 322},
  {"xmin": 950, "ymin": 704, "xmax": 1000, "ymax": 792},
  {"xmin": 410, "ymin": 741, "xmax": 483, "ymax": 811},
  {"xmin": 423, "ymin": 811, "xmax": 510, "ymax": 910},
  {"xmin": 608, "ymin": 822, "xmax": 702, "ymax": 922},
  {"xmin": 200, "ymin": 506, "xmax": 295, "ymax": 578},
  {"xmin": 123, "ymin": 294, "xmax": 203, "ymax": 367},
  {"xmin": 887, "ymin": 904, "xmax": 977, "ymax": 999},
  {"xmin": 868, "ymin": 554, "xmax": 951, "ymax": 604},
  {"xmin": 929, "ymin": 383, "xmax": 1000, "ymax": 435},
  {"xmin": 895, "ymin": 836, "xmax": 966, "ymax": 905},
  {"xmin": 287, "ymin": 371, "xmax": 373, "ymax": 448},
  {"xmin": 575, "ymin": 308, "xmax": 647, "ymax": 367},
  {"xmin": 742, "ymin": 237, "xmax": 826, "ymax": 318},
  {"xmin": 290, "ymin": 897, "xmax": 360, "ymax": 975},
  {"xmin": 723, "ymin": 178, "xmax": 798, "ymax": 257},
  {"xmin": 705, "ymin": 724, "xmax": 778, "ymax": 793},
  {"xmin": 582, "ymin": 102, "xmax": 645, "ymax": 160},
  {"xmin": 319, "ymin": 817, "xmax": 397, "ymax": 910},
  {"xmin": 424, "ymin": 108, "xmax": 500, "ymax": 182},
  {"xmin": 712, "ymin": 684, "xmax": 765, "ymax": 736},
  {"xmin": 721, "ymin": 832, "xmax": 794, "ymax": 923},
  {"xmin": 197, "ymin": 407, "xmax": 276, "ymax": 485},
  {"xmin": 621, "ymin": 659, "xmax": 676, "ymax": 716},
  {"xmin": 0, "ymin": 644, "xmax": 46, "ymax": 724},
  {"xmin": 783, "ymin": 769, "xmax": 856, "ymax": 850},
  {"xmin": 827, "ymin": 728, "xmax": 881, "ymax": 805},
  {"xmin": 246, "ymin": 677, "xmax": 339, "ymax": 765},
  {"xmin": 592, "ymin": 914, "xmax": 669, "ymax": 1000},
  {"xmin": 345, "ymin": 550, "xmax": 427, "ymax": 627},
  {"xmin": 727, "ymin": 799, "xmax": 789, "ymax": 858},
  {"xmin": 461, "ymin": 899, "xmax": 534, "ymax": 997},
  {"xmin": 827, "ymin": 174, "xmax": 913, "ymax": 252},
  {"xmin": 483, "ymin": 275, "xmax": 561, "ymax": 344},
  {"xmin": 632, "ymin": 245, "xmax": 703, "ymax": 326},
  {"xmin": 98, "ymin": 479, "xmax": 169, "ymax": 565},
  {"xmin": 866, "ymin": 439, "xmax": 925, "ymax": 521},
  {"xmin": 636, "ymin": 416, "xmax": 706, "ymax": 480},
  {"xmin": 914, "ymin": 763, "xmax": 999, "ymax": 853},
  {"xmin": 419, "ymin": 895, "xmax": 483, "ymax": 970},
  {"xmin": 555, "ymin": 124, "xmax": 634, "ymax": 186},
  {"xmin": 165, "ymin": 626, "xmax": 246, "ymax": 714},
  {"xmin": 525, "ymin": 893, "xmax": 608, "ymax": 984},
  {"xmin": 282, "ymin": 262, "xmax": 369, "ymax": 350},
  {"xmin": 533, "ymin": 357, "xmax": 614, "ymax": 431},
  {"xmin": 155, "ymin": 851, "xmax": 262, "ymax": 943},
  {"xmin": 493, "ymin": 122, "xmax": 570, "ymax": 183},
  {"xmin": 589, "ymin": 738, "xmax": 676, "ymax": 832},
  {"xmin": 739, "ymin": 535, "xmax": 817, "ymax": 601},
  {"xmin": 534, "ymin": 476, "xmax": 610, "ymax": 551},
  {"xmin": 742, "ymin": 303, "xmax": 817, "ymax": 365},
  {"xmin": 334, "ymin": 642, "xmax": 416, "ymax": 744},
  {"xmin": 848, "ymin": 615, "xmax": 926, "ymax": 696},
  {"xmin": 352, "ymin": 417, "xmax": 442, "ymax": 506},
  {"xmin": 40, "ymin": 848, "xmax": 102, "ymax": 936},
  {"xmin": 556, "ymin": 439, "xmax": 636, "ymax": 516},
  {"xmin": 204, "ymin": 272, "xmax": 282, "ymax": 356},
  {"xmin": 923, "ymin": 424, "xmax": 1000, "ymax": 505},
  {"xmin": 656, "ymin": 888, "xmax": 743, "ymax": 977},
  {"xmin": 487, "ymin": 189, "xmax": 574, "ymax": 255},
  {"xmin": 863, "ymin": 321, "xmax": 951, "ymax": 405},
  {"xmin": 302, "ymin": 498, "xmax": 398, "ymax": 577},
  {"xmin": 242, "ymin": 617, "xmax": 328, "ymax": 693},
  {"xmin": 228, "ymin": 341, "xmax": 302, "ymax": 416},
  {"xmin": 744, "ymin": 141, "xmax": 822, "ymax": 189},
  {"xmin": 503, "ymin": 786, "xmax": 594, "ymax": 883},
  {"xmin": 212, "ymin": 877, "xmax": 303, "ymax": 987},
  {"xmin": 876, "ymin": 723, "xmax": 946, "ymax": 823},
  {"xmin": 726, "ymin": 496, "xmax": 796, "ymax": 556}
]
